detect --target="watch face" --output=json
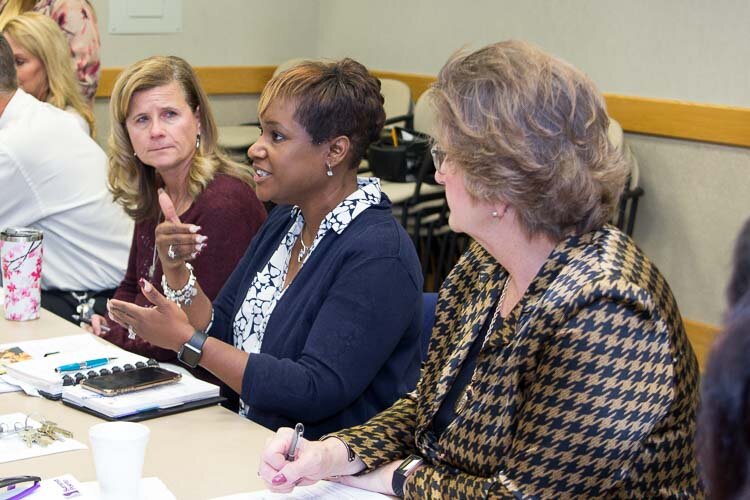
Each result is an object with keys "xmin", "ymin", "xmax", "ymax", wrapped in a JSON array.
[{"xmin": 179, "ymin": 343, "xmax": 201, "ymax": 368}]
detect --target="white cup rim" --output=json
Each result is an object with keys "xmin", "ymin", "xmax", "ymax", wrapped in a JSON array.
[{"xmin": 89, "ymin": 421, "xmax": 150, "ymax": 441}]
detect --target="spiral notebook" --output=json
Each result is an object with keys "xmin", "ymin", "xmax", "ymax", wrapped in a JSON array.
[{"xmin": 2, "ymin": 334, "xmax": 149, "ymax": 399}]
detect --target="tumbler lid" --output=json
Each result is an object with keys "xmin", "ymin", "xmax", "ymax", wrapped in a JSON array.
[{"xmin": 1, "ymin": 227, "xmax": 43, "ymax": 242}]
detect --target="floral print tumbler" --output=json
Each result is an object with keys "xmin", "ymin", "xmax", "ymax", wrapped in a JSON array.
[{"xmin": 1, "ymin": 227, "xmax": 43, "ymax": 321}]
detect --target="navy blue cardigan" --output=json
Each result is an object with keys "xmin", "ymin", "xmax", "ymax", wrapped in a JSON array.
[{"xmin": 210, "ymin": 196, "xmax": 423, "ymax": 438}]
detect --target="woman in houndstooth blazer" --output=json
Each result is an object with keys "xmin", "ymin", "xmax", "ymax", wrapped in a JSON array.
[{"xmin": 258, "ymin": 40, "xmax": 703, "ymax": 498}]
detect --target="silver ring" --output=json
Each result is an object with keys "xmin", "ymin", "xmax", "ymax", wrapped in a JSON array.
[
  {"xmin": 127, "ymin": 325, "xmax": 137, "ymax": 339},
  {"xmin": 167, "ymin": 244, "xmax": 176, "ymax": 260}
]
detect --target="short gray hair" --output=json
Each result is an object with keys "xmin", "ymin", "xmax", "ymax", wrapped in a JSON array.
[
  {"xmin": 0, "ymin": 34, "xmax": 17, "ymax": 92},
  {"xmin": 433, "ymin": 40, "xmax": 628, "ymax": 240}
]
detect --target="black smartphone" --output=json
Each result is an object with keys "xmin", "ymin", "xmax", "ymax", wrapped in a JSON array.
[{"xmin": 81, "ymin": 366, "xmax": 181, "ymax": 397}]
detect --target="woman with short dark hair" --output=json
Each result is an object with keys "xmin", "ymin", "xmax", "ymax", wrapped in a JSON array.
[
  {"xmin": 107, "ymin": 58, "xmax": 423, "ymax": 439},
  {"xmin": 258, "ymin": 41, "xmax": 701, "ymax": 497}
]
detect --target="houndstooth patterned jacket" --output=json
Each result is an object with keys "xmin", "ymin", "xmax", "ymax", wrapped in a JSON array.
[{"xmin": 333, "ymin": 226, "xmax": 702, "ymax": 498}]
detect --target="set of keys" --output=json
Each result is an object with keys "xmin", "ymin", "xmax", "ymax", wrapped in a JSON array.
[{"xmin": 16, "ymin": 420, "xmax": 73, "ymax": 448}]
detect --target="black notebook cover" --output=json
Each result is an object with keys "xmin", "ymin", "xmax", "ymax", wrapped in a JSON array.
[{"xmin": 62, "ymin": 396, "xmax": 226, "ymax": 422}]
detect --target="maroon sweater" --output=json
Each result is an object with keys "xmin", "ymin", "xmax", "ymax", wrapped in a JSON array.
[{"xmin": 103, "ymin": 173, "xmax": 266, "ymax": 367}]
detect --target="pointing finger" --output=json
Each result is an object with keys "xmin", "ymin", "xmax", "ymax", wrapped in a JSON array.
[{"xmin": 158, "ymin": 188, "xmax": 181, "ymax": 224}]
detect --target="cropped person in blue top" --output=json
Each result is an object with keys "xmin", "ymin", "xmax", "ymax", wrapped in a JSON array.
[{"xmin": 107, "ymin": 58, "xmax": 423, "ymax": 439}]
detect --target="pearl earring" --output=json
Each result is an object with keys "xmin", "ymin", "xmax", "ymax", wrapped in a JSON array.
[
  {"xmin": 491, "ymin": 211, "xmax": 499, "ymax": 218},
  {"xmin": 326, "ymin": 162, "xmax": 333, "ymax": 177}
]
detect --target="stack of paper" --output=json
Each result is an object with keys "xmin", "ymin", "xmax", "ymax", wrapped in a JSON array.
[
  {"xmin": 62, "ymin": 375, "xmax": 221, "ymax": 419},
  {"xmin": 211, "ymin": 481, "xmax": 391, "ymax": 499},
  {"xmin": 3, "ymin": 334, "xmax": 148, "ymax": 398}
]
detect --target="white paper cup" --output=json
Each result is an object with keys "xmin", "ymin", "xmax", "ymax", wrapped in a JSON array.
[{"xmin": 89, "ymin": 422, "xmax": 150, "ymax": 500}]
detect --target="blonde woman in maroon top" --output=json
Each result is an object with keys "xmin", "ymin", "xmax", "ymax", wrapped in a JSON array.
[{"xmin": 89, "ymin": 56, "xmax": 266, "ymax": 370}]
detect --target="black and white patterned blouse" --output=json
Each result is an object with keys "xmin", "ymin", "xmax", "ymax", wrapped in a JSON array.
[{"xmin": 233, "ymin": 177, "xmax": 381, "ymax": 413}]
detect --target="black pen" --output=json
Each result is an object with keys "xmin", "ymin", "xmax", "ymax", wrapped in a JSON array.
[{"xmin": 285, "ymin": 423, "xmax": 304, "ymax": 461}]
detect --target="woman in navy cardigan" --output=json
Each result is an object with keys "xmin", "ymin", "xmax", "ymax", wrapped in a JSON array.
[{"xmin": 108, "ymin": 58, "xmax": 423, "ymax": 439}]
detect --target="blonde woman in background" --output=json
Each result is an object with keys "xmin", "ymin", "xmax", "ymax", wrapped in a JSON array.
[
  {"xmin": 3, "ymin": 12, "xmax": 93, "ymax": 134},
  {"xmin": 89, "ymin": 56, "xmax": 266, "ymax": 387},
  {"xmin": 0, "ymin": 0, "xmax": 99, "ymax": 101}
]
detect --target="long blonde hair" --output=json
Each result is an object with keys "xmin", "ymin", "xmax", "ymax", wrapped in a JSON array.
[
  {"xmin": 3, "ymin": 12, "xmax": 95, "ymax": 136},
  {"xmin": 0, "ymin": 0, "xmax": 35, "ymax": 29},
  {"xmin": 108, "ymin": 55, "xmax": 255, "ymax": 222}
]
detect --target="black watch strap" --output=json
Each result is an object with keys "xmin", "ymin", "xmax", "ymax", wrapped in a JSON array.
[
  {"xmin": 178, "ymin": 330, "xmax": 208, "ymax": 368},
  {"xmin": 392, "ymin": 454, "xmax": 423, "ymax": 497}
]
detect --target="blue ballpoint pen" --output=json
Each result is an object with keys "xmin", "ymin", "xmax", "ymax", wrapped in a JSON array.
[{"xmin": 55, "ymin": 357, "xmax": 118, "ymax": 373}]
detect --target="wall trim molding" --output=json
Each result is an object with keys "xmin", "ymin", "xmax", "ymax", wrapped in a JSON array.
[
  {"xmin": 97, "ymin": 66, "xmax": 750, "ymax": 148},
  {"xmin": 684, "ymin": 318, "xmax": 720, "ymax": 371}
]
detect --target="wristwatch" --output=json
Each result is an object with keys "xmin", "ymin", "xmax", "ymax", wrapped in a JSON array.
[
  {"xmin": 392, "ymin": 454, "xmax": 423, "ymax": 497},
  {"xmin": 178, "ymin": 330, "xmax": 208, "ymax": 368}
]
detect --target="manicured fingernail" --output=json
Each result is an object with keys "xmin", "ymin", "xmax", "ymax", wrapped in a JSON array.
[
  {"xmin": 106, "ymin": 300, "xmax": 111, "ymax": 311},
  {"xmin": 142, "ymin": 280, "xmax": 153, "ymax": 292},
  {"xmin": 158, "ymin": 188, "xmax": 166, "ymax": 195},
  {"xmin": 196, "ymin": 235, "xmax": 208, "ymax": 243},
  {"xmin": 191, "ymin": 252, "xmax": 198, "ymax": 259},
  {"xmin": 138, "ymin": 278, "xmax": 145, "ymax": 288},
  {"xmin": 195, "ymin": 244, "xmax": 203, "ymax": 251},
  {"xmin": 189, "ymin": 225, "xmax": 201, "ymax": 233},
  {"xmin": 271, "ymin": 474, "xmax": 287, "ymax": 486}
]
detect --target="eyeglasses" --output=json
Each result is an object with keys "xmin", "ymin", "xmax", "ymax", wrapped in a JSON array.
[
  {"xmin": 430, "ymin": 145, "xmax": 447, "ymax": 174},
  {"xmin": 0, "ymin": 476, "xmax": 41, "ymax": 500}
]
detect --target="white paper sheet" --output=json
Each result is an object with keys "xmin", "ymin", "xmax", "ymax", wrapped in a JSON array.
[
  {"xmin": 211, "ymin": 481, "xmax": 390, "ymax": 499},
  {"xmin": 23, "ymin": 475, "xmax": 176, "ymax": 500},
  {"xmin": 0, "ymin": 413, "xmax": 87, "ymax": 464},
  {"xmin": 78, "ymin": 477, "xmax": 176, "ymax": 500}
]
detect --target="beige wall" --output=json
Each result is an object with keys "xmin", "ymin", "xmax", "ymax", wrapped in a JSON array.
[
  {"xmin": 314, "ymin": 0, "xmax": 750, "ymax": 325},
  {"xmin": 90, "ymin": 0, "xmax": 319, "ymax": 144},
  {"xmin": 628, "ymin": 136, "xmax": 750, "ymax": 323},
  {"xmin": 88, "ymin": 0, "xmax": 749, "ymax": 324},
  {"xmin": 316, "ymin": 0, "xmax": 750, "ymax": 107}
]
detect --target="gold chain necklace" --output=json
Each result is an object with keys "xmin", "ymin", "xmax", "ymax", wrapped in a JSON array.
[
  {"xmin": 487, "ymin": 274, "xmax": 512, "ymax": 336},
  {"xmin": 453, "ymin": 274, "xmax": 513, "ymax": 416}
]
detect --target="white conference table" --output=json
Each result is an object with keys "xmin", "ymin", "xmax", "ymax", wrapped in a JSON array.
[{"xmin": 0, "ymin": 308, "xmax": 272, "ymax": 499}]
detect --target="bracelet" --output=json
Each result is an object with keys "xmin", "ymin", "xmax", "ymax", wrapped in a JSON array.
[
  {"xmin": 319, "ymin": 434, "xmax": 356, "ymax": 462},
  {"xmin": 161, "ymin": 262, "xmax": 198, "ymax": 306}
]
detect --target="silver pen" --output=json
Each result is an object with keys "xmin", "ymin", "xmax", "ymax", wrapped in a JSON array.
[
  {"xmin": 73, "ymin": 314, "xmax": 111, "ymax": 333},
  {"xmin": 285, "ymin": 423, "xmax": 304, "ymax": 462}
]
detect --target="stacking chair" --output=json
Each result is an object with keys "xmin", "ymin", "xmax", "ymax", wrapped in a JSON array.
[
  {"xmin": 608, "ymin": 118, "xmax": 644, "ymax": 236},
  {"xmin": 380, "ymin": 88, "xmax": 456, "ymax": 289},
  {"xmin": 380, "ymin": 78, "xmax": 413, "ymax": 128}
]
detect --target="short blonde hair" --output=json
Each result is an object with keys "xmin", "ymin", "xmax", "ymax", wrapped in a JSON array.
[
  {"xmin": 108, "ymin": 55, "xmax": 254, "ymax": 221},
  {"xmin": 259, "ymin": 58, "xmax": 385, "ymax": 168},
  {"xmin": 3, "ymin": 12, "xmax": 95, "ymax": 136},
  {"xmin": 433, "ymin": 40, "xmax": 628, "ymax": 240}
]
